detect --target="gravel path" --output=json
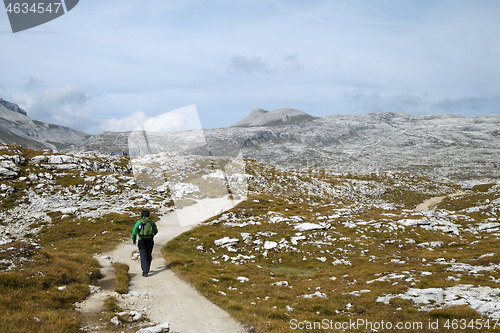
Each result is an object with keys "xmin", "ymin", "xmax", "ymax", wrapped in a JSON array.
[
  {"xmin": 86, "ymin": 196, "xmax": 248, "ymax": 333},
  {"xmin": 415, "ymin": 191, "xmax": 466, "ymax": 211}
]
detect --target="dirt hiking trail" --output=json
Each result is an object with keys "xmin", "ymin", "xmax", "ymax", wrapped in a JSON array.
[
  {"xmin": 79, "ymin": 196, "xmax": 249, "ymax": 333},
  {"xmin": 416, "ymin": 191, "xmax": 467, "ymax": 211}
]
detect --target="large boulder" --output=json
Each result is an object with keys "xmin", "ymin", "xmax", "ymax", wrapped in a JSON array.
[{"xmin": 0, "ymin": 160, "xmax": 21, "ymax": 179}]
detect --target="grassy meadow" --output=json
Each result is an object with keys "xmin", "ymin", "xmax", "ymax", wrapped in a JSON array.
[
  {"xmin": 162, "ymin": 164, "xmax": 500, "ymax": 332},
  {"xmin": 1, "ymin": 144, "xmax": 499, "ymax": 332}
]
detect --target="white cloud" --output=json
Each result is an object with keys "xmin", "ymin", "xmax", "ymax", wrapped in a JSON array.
[
  {"xmin": 100, "ymin": 111, "xmax": 150, "ymax": 132},
  {"xmin": 227, "ymin": 55, "xmax": 270, "ymax": 75},
  {"xmin": 10, "ymin": 81, "xmax": 97, "ymax": 133},
  {"xmin": 102, "ymin": 110, "xmax": 187, "ymax": 133},
  {"xmin": 100, "ymin": 104, "xmax": 201, "ymax": 133},
  {"xmin": 143, "ymin": 112, "xmax": 186, "ymax": 132}
]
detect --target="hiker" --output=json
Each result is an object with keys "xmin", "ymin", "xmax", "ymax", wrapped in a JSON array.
[{"xmin": 132, "ymin": 210, "xmax": 158, "ymax": 277}]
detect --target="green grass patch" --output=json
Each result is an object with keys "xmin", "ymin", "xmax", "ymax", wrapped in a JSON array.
[
  {"xmin": 103, "ymin": 296, "xmax": 123, "ymax": 313},
  {"xmin": 472, "ymin": 183, "xmax": 497, "ymax": 192},
  {"xmin": 113, "ymin": 262, "xmax": 130, "ymax": 294},
  {"xmin": 0, "ymin": 205, "xmax": 138, "ymax": 332}
]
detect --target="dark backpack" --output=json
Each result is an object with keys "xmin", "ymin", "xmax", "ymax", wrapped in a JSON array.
[{"xmin": 138, "ymin": 217, "xmax": 154, "ymax": 239}]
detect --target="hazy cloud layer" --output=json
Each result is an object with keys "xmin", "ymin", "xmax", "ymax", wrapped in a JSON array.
[
  {"xmin": 344, "ymin": 89, "xmax": 500, "ymax": 116},
  {"xmin": 432, "ymin": 97, "xmax": 500, "ymax": 115},
  {"xmin": 10, "ymin": 79, "xmax": 97, "ymax": 133}
]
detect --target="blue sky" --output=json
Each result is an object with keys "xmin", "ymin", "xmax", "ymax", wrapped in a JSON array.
[{"xmin": 1, "ymin": 0, "xmax": 499, "ymax": 134}]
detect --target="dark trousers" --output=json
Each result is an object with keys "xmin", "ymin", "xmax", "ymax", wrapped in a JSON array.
[{"xmin": 138, "ymin": 238, "xmax": 154, "ymax": 275}]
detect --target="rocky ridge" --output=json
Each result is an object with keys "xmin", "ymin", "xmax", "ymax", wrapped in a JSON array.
[
  {"xmin": 0, "ymin": 97, "xmax": 28, "ymax": 116},
  {"xmin": 0, "ymin": 97, "xmax": 90, "ymax": 150},
  {"xmin": 77, "ymin": 111, "xmax": 500, "ymax": 185}
]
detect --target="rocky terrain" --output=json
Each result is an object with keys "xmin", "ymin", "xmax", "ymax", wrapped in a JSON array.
[
  {"xmin": 0, "ymin": 105, "xmax": 499, "ymax": 331},
  {"xmin": 0, "ymin": 141, "xmax": 499, "ymax": 332},
  {"xmin": 1, "ymin": 96, "xmax": 498, "ymax": 185},
  {"xmin": 204, "ymin": 112, "xmax": 500, "ymax": 185},
  {"xmin": 164, "ymin": 165, "xmax": 500, "ymax": 332},
  {"xmin": 77, "ymin": 111, "xmax": 500, "ymax": 186},
  {"xmin": 2, "ymin": 95, "xmax": 496, "ymax": 186}
]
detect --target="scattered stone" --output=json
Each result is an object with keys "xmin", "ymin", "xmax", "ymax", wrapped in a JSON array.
[
  {"xmin": 0, "ymin": 184, "xmax": 13, "ymax": 193},
  {"xmin": 332, "ymin": 259, "xmax": 352, "ymax": 266},
  {"xmin": 294, "ymin": 223, "xmax": 327, "ymax": 231},
  {"xmin": 214, "ymin": 237, "xmax": 239, "ymax": 247},
  {"xmin": 477, "ymin": 223, "xmax": 500, "ymax": 231},
  {"xmin": 136, "ymin": 322, "xmax": 170, "ymax": 333},
  {"xmin": 263, "ymin": 241, "xmax": 277, "ymax": 250},
  {"xmin": 301, "ymin": 291, "xmax": 327, "ymax": 299},
  {"xmin": 130, "ymin": 311, "xmax": 142, "ymax": 321},
  {"xmin": 377, "ymin": 285, "xmax": 500, "ymax": 318},
  {"xmin": 105, "ymin": 175, "xmax": 119, "ymax": 184},
  {"xmin": 89, "ymin": 285, "xmax": 101, "ymax": 293},
  {"xmin": 291, "ymin": 235, "xmax": 306, "ymax": 245},
  {"xmin": 0, "ymin": 239, "xmax": 14, "ymax": 246},
  {"xmin": 110, "ymin": 316, "xmax": 121, "ymax": 325},
  {"xmin": 241, "ymin": 232, "xmax": 252, "ymax": 243},
  {"xmin": 417, "ymin": 241, "xmax": 443, "ymax": 248},
  {"xmin": 0, "ymin": 160, "xmax": 21, "ymax": 179}
]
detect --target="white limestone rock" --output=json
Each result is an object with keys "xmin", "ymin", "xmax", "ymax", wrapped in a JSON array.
[
  {"xmin": 263, "ymin": 241, "xmax": 277, "ymax": 250},
  {"xmin": 214, "ymin": 237, "xmax": 239, "ymax": 247},
  {"xmin": 377, "ymin": 285, "xmax": 500, "ymax": 318},
  {"xmin": 0, "ymin": 160, "xmax": 21, "ymax": 178},
  {"xmin": 237, "ymin": 276, "xmax": 249, "ymax": 283},
  {"xmin": 301, "ymin": 291, "xmax": 327, "ymax": 298},
  {"xmin": 136, "ymin": 322, "xmax": 170, "ymax": 333},
  {"xmin": 294, "ymin": 223, "xmax": 327, "ymax": 231}
]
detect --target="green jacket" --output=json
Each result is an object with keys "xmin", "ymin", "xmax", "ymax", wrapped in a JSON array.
[{"xmin": 131, "ymin": 217, "xmax": 158, "ymax": 242}]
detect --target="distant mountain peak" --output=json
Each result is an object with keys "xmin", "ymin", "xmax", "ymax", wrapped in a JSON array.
[
  {"xmin": 0, "ymin": 97, "xmax": 27, "ymax": 116},
  {"xmin": 249, "ymin": 108, "xmax": 268, "ymax": 115},
  {"xmin": 232, "ymin": 107, "xmax": 317, "ymax": 127}
]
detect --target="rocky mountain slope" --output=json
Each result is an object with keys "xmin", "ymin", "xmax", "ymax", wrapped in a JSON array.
[
  {"xmin": 2, "ymin": 97, "xmax": 497, "ymax": 185},
  {"xmin": 205, "ymin": 112, "xmax": 500, "ymax": 184},
  {"xmin": 78, "ymin": 111, "xmax": 500, "ymax": 185},
  {"xmin": 0, "ymin": 97, "xmax": 90, "ymax": 150}
]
